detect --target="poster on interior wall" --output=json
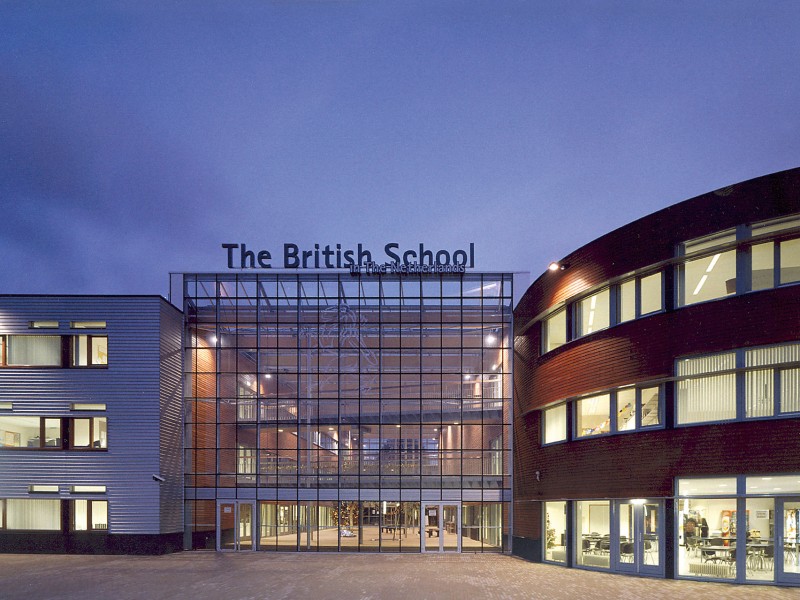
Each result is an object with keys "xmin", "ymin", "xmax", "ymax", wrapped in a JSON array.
[{"xmin": 721, "ymin": 510, "xmax": 731, "ymax": 541}]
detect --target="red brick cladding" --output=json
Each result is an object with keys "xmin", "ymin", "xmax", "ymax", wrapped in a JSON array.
[
  {"xmin": 515, "ymin": 415, "xmax": 800, "ymax": 502},
  {"xmin": 515, "ymin": 167, "xmax": 800, "ymax": 333},
  {"xmin": 520, "ymin": 285, "xmax": 800, "ymax": 412}
]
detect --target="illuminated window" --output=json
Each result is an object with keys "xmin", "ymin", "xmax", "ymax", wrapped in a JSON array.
[
  {"xmin": 72, "ymin": 335, "xmax": 108, "ymax": 366},
  {"xmin": 542, "ymin": 309, "xmax": 567, "ymax": 353},
  {"xmin": 575, "ymin": 289, "xmax": 610, "ymax": 337}
]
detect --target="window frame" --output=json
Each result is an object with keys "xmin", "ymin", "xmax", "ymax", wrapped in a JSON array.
[
  {"xmin": 542, "ymin": 403, "xmax": 568, "ymax": 446},
  {"xmin": 675, "ymin": 341, "xmax": 800, "ymax": 428},
  {"xmin": 0, "ymin": 416, "xmax": 108, "ymax": 451},
  {"xmin": 71, "ymin": 498, "xmax": 109, "ymax": 533}
]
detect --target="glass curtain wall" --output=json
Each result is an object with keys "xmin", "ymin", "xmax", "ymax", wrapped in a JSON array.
[{"xmin": 184, "ymin": 272, "xmax": 512, "ymax": 552}]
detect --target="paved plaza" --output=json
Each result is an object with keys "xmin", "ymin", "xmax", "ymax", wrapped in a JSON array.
[{"xmin": 1, "ymin": 552, "xmax": 797, "ymax": 600}]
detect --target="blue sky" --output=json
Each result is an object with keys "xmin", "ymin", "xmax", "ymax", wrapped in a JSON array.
[{"xmin": 1, "ymin": 1, "xmax": 799, "ymax": 297}]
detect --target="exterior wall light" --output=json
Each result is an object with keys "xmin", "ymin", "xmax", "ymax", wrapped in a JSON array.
[{"xmin": 549, "ymin": 262, "xmax": 570, "ymax": 272}]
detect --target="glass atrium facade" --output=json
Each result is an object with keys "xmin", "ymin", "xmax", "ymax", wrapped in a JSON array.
[{"xmin": 183, "ymin": 272, "xmax": 512, "ymax": 552}]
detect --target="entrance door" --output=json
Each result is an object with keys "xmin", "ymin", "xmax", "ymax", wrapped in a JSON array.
[
  {"xmin": 421, "ymin": 502, "xmax": 460, "ymax": 553},
  {"xmin": 615, "ymin": 500, "xmax": 663, "ymax": 576},
  {"xmin": 217, "ymin": 500, "xmax": 256, "ymax": 551},
  {"xmin": 776, "ymin": 498, "xmax": 800, "ymax": 584}
]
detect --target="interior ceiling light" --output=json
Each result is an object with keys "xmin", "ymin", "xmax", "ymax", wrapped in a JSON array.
[{"xmin": 693, "ymin": 253, "xmax": 721, "ymax": 296}]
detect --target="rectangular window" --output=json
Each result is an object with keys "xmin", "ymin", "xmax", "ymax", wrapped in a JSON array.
[
  {"xmin": 71, "ymin": 417, "xmax": 107, "ymax": 449},
  {"xmin": 676, "ymin": 352, "xmax": 736, "ymax": 425},
  {"xmin": 28, "ymin": 485, "xmax": 59, "ymax": 493},
  {"xmin": 72, "ymin": 335, "xmax": 108, "ymax": 366},
  {"xmin": 639, "ymin": 272, "xmax": 663, "ymax": 315},
  {"xmin": 0, "ymin": 416, "xmax": 61, "ymax": 449},
  {"xmin": 73, "ymin": 499, "xmax": 108, "ymax": 531},
  {"xmin": 5, "ymin": 335, "xmax": 62, "ymax": 367},
  {"xmin": 542, "ymin": 309, "xmax": 566, "ymax": 353},
  {"xmin": 779, "ymin": 238, "xmax": 800, "ymax": 285},
  {"xmin": 640, "ymin": 386, "xmax": 661, "ymax": 427},
  {"xmin": 70, "ymin": 321, "xmax": 107, "ymax": 329},
  {"xmin": 6, "ymin": 498, "xmax": 60, "ymax": 530},
  {"xmin": 576, "ymin": 500, "xmax": 610, "ymax": 568},
  {"xmin": 71, "ymin": 403, "xmax": 106, "ymax": 411},
  {"xmin": 678, "ymin": 229, "xmax": 737, "ymax": 306},
  {"xmin": 71, "ymin": 485, "xmax": 107, "ymax": 493},
  {"xmin": 543, "ymin": 404, "xmax": 567, "ymax": 444},
  {"xmin": 576, "ymin": 289, "xmax": 610, "ymax": 337},
  {"xmin": 678, "ymin": 249, "xmax": 737, "ymax": 306},
  {"xmin": 751, "ymin": 242, "xmax": 775, "ymax": 291},
  {"xmin": 544, "ymin": 501, "xmax": 567, "ymax": 563},
  {"xmin": 616, "ymin": 388, "xmax": 636, "ymax": 431},
  {"xmin": 618, "ymin": 279, "xmax": 636, "ymax": 323},
  {"xmin": 29, "ymin": 321, "xmax": 58, "ymax": 329},
  {"xmin": 746, "ymin": 342, "xmax": 800, "ymax": 416},
  {"xmin": 576, "ymin": 394, "xmax": 610, "ymax": 437}
]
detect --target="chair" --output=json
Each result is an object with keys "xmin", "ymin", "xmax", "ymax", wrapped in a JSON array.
[
  {"xmin": 643, "ymin": 539, "xmax": 656, "ymax": 565},
  {"xmin": 723, "ymin": 548, "xmax": 737, "ymax": 575},
  {"xmin": 581, "ymin": 539, "xmax": 592, "ymax": 554},
  {"xmin": 619, "ymin": 542, "xmax": 634, "ymax": 563},
  {"xmin": 701, "ymin": 538, "xmax": 724, "ymax": 563},
  {"xmin": 763, "ymin": 545, "xmax": 775, "ymax": 571}
]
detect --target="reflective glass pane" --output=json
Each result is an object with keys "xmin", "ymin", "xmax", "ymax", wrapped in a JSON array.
[
  {"xmin": 544, "ymin": 501, "xmax": 567, "ymax": 563},
  {"xmin": 679, "ymin": 250, "xmax": 736, "ymax": 306},
  {"xmin": 640, "ymin": 272, "xmax": 662, "ymax": 315},
  {"xmin": 576, "ymin": 289, "xmax": 610, "ymax": 336},
  {"xmin": 751, "ymin": 242, "xmax": 774, "ymax": 291},
  {"xmin": 576, "ymin": 394, "xmax": 610, "ymax": 437},
  {"xmin": 576, "ymin": 500, "xmax": 609, "ymax": 568},
  {"xmin": 780, "ymin": 238, "xmax": 800, "ymax": 284},
  {"xmin": 619, "ymin": 279, "xmax": 635, "ymax": 323}
]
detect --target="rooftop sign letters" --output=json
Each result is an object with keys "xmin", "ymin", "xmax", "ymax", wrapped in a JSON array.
[{"xmin": 222, "ymin": 243, "xmax": 475, "ymax": 274}]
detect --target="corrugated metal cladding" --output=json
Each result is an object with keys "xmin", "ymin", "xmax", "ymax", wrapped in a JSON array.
[
  {"xmin": 159, "ymin": 302, "xmax": 183, "ymax": 534},
  {"xmin": 0, "ymin": 296, "xmax": 183, "ymax": 535}
]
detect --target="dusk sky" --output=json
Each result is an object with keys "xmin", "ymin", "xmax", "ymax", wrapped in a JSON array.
[{"xmin": 1, "ymin": 1, "xmax": 799, "ymax": 299}]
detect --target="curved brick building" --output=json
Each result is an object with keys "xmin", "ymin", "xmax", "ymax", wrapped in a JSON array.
[{"xmin": 512, "ymin": 167, "xmax": 800, "ymax": 586}]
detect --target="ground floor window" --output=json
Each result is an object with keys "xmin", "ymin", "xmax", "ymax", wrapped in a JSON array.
[
  {"xmin": 576, "ymin": 500, "xmax": 610, "ymax": 568},
  {"xmin": 199, "ymin": 498, "xmax": 507, "ymax": 552},
  {"xmin": 73, "ymin": 499, "xmax": 108, "ymax": 531},
  {"xmin": 544, "ymin": 501, "xmax": 566, "ymax": 563},
  {"xmin": 677, "ymin": 474, "xmax": 800, "ymax": 584},
  {"xmin": 3, "ymin": 498, "xmax": 60, "ymax": 530}
]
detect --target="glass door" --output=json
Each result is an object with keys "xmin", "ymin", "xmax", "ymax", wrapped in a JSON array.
[
  {"xmin": 615, "ymin": 500, "xmax": 663, "ymax": 576},
  {"xmin": 776, "ymin": 498, "xmax": 800, "ymax": 584},
  {"xmin": 217, "ymin": 500, "xmax": 256, "ymax": 551},
  {"xmin": 421, "ymin": 502, "xmax": 461, "ymax": 552}
]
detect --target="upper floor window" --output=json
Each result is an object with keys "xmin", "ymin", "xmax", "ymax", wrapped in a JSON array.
[
  {"xmin": 543, "ymin": 404, "xmax": 567, "ymax": 444},
  {"xmin": 575, "ymin": 289, "xmax": 610, "ymax": 337},
  {"xmin": 0, "ymin": 416, "xmax": 107, "ymax": 450},
  {"xmin": 72, "ymin": 335, "xmax": 108, "ymax": 366},
  {"xmin": 677, "ymin": 341, "xmax": 800, "ymax": 426},
  {"xmin": 542, "ymin": 309, "xmax": 567, "ymax": 353},
  {"xmin": 751, "ymin": 216, "xmax": 800, "ymax": 289},
  {"xmin": 676, "ymin": 351, "xmax": 736, "ymax": 425},
  {"xmin": 576, "ymin": 393, "xmax": 611, "ymax": 437},
  {"xmin": 745, "ymin": 342, "xmax": 800, "ymax": 417},
  {"xmin": 0, "ymin": 334, "xmax": 108, "ymax": 368},
  {"xmin": 4, "ymin": 336, "xmax": 61, "ymax": 367},
  {"xmin": 619, "ymin": 272, "xmax": 663, "ymax": 324},
  {"xmin": 677, "ymin": 230, "xmax": 737, "ymax": 306},
  {"xmin": 0, "ymin": 416, "xmax": 61, "ymax": 448},
  {"xmin": 70, "ymin": 321, "xmax": 107, "ymax": 329},
  {"xmin": 677, "ymin": 215, "xmax": 800, "ymax": 306}
]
